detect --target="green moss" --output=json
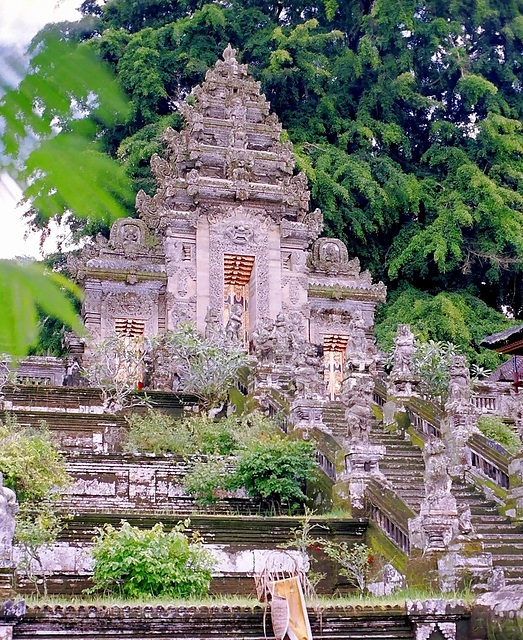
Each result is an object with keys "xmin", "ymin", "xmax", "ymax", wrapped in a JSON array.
[{"xmin": 366, "ymin": 522, "xmax": 407, "ymax": 575}]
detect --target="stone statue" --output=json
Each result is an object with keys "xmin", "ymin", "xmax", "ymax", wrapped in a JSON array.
[
  {"xmin": 204, "ymin": 306, "xmax": 222, "ymax": 340},
  {"xmin": 341, "ymin": 375, "xmax": 375, "ymax": 444},
  {"xmin": 0, "ymin": 473, "xmax": 18, "ymax": 566},
  {"xmin": 447, "ymin": 355, "xmax": 471, "ymax": 408},
  {"xmin": 345, "ymin": 309, "xmax": 369, "ymax": 372},
  {"xmin": 293, "ymin": 343, "xmax": 325, "ymax": 400},
  {"xmin": 423, "ymin": 437, "xmax": 453, "ymax": 510},
  {"xmin": 391, "ymin": 324, "xmax": 416, "ymax": 376},
  {"xmin": 225, "ymin": 303, "xmax": 243, "ymax": 342},
  {"xmin": 252, "ymin": 317, "xmax": 275, "ymax": 363}
]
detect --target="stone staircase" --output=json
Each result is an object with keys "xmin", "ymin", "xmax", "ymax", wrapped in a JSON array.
[{"xmin": 323, "ymin": 402, "xmax": 523, "ymax": 586}]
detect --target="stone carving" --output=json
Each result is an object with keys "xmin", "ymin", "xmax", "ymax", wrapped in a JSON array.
[
  {"xmin": 447, "ymin": 355, "xmax": 472, "ymax": 409},
  {"xmin": 0, "ymin": 473, "xmax": 18, "ymax": 567},
  {"xmin": 144, "ymin": 339, "xmax": 181, "ymax": 392},
  {"xmin": 204, "ymin": 306, "xmax": 222, "ymax": 340},
  {"xmin": 344, "ymin": 309, "xmax": 375, "ymax": 374},
  {"xmin": 387, "ymin": 323, "xmax": 420, "ymax": 408},
  {"xmin": 170, "ymin": 300, "xmax": 194, "ymax": 328},
  {"xmin": 409, "ymin": 437, "xmax": 459, "ymax": 553},
  {"xmin": 293, "ymin": 343, "xmax": 326, "ymax": 401},
  {"xmin": 109, "ymin": 218, "xmax": 149, "ymax": 255},
  {"xmin": 391, "ymin": 324, "xmax": 416, "ymax": 376},
  {"xmin": 225, "ymin": 303, "xmax": 243, "ymax": 342},
  {"xmin": 251, "ymin": 317, "xmax": 276, "ymax": 363},
  {"xmin": 105, "ymin": 292, "xmax": 154, "ymax": 319},
  {"xmin": 224, "ymin": 222, "xmax": 254, "ymax": 245},
  {"xmin": 341, "ymin": 375, "xmax": 375, "ymax": 444}
]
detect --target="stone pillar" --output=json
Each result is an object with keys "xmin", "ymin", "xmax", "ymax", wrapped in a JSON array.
[
  {"xmin": 0, "ymin": 600, "xmax": 26, "ymax": 640},
  {"xmin": 0, "ymin": 473, "xmax": 18, "ymax": 579},
  {"xmin": 409, "ymin": 438, "xmax": 460, "ymax": 555},
  {"xmin": 408, "ymin": 437, "xmax": 494, "ymax": 592},
  {"xmin": 289, "ymin": 398, "xmax": 329, "ymax": 436}
]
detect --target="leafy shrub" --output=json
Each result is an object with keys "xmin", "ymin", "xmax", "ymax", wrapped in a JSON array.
[
  {"xmin": 85, "ymin": 332, "xmax": 148, "ymax": 412},
  {"xmin": 412, "ymin": 340, "xmax": 461, "ymax": 400},
  {"xmin": 233, "ymin": 439, "xmax": 317, "ymax": 514},
  {"xmin": 124, "ymin": 410, "xmax": 279, "ymax": 456},
  {"xmin": 184, "ymin": 457, "xmax": 231, "ymax": 506},
  {"xmin": 0, "ymin": 414, "xmax": 71, "ymax": 593},
  {"xmin": 321, "ymin": 541, "xmax": 374, "ymax": 594},
  {"xmin": 88, "ymin": 520, "xmax": 216, "ymax": 598},
  {"xmin": 477, "ymin": 416, "xmax": 520, "ymax": 455},
  {"xmin": 124, "ymin": 410, "xmax": 193, "ymax": 456},
  {"xmin": 0, "ymin": 414, "xmax": 70, "ymax": 502},
  {"xmin": 146, "ymin": 324, "xmax": 251, "ymax": 410}
]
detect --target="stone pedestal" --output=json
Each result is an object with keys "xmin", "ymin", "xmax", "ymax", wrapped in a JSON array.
[
  {"xmin": 337, "ymin": 443, "xmax": 386, "ymax": 516},
  {"xmin": 406, "ymin": 599, "xmax": 469, "ymax": 640},
  {"xmin": 289, "ymin": 397, "xmax": 329, "ymax": 436}
]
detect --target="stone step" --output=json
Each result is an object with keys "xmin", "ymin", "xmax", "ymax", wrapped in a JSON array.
[
  {"xmin": 491, "ymin": 555, "xmax": 523, "ymax": 565},
  {"xmin": 483, "ymin": 543, "xmax": 523, "ymax": 552},
  {"xmin": 480, "ymin": 533, "xmax": 523, "ymax": 542}
]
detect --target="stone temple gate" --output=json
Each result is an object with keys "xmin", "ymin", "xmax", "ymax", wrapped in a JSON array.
[{"xmin": 68, "ymin": 45, "xmax": 386, "ymax": 396}]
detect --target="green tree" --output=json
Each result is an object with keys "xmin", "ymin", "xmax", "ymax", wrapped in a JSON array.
[
  {"xmin": 0, "ymin": 33, "xmax": 133, "ymax": 356},
  {"xmin": 8, "ymin": 0, "xmax": 523, "ymax": 357}
]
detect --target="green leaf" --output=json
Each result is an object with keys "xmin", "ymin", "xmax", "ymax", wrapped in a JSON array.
[{"xmin": 0, "ymin": 261, "xmax": 83, "ymax": 357}]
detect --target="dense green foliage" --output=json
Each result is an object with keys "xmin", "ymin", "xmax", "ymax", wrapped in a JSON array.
[
  {"xmin": 0, "ymin": 415, "xmax": 70, "ymax": 502},
  {"xmin": 5, "ymin": 0, "xmax": 523, "ymax": 357},
  {"xmin": 234, "ymin": 438, "xmax": 317, "ymax": 513},
  {"xmin": 147, "ymin": 324, "xmax": 251, "ymax": 410},
  {"xmin": 375, "ymin": 286, "xmax": 514, "ymax": 369},
  {"xmin": 477, "ymin": 415, "xmax": 521, "ymax": 455},
  {"xmin": 125, "ymin": 410, "xmax": 316, "ymax": 512},
  {"xmin": 124, "ymin": 410, "xmax": 278, "ymax": 456},
  {"xmin": 89, "ymin": 520, "xmax": 216, "ymax": 598},
  {"xmin": 0, "ymin": 35, "xmax": 132, "ymax": 357},
  {"xmin": 0, "ymin": 415, "xmax": 71, "ymax": 592}
]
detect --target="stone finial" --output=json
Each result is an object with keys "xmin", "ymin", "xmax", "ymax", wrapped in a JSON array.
[
  {"xmin": 223, "ymin": 43, "xmax": 238, "ymax": 63},
  {"xmin": 0, "ymin": 473, "xmax": 18, "ymax": 568}
]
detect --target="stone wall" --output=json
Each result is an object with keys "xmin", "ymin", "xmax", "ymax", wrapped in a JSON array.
[
  {"xmin": 13, "ymin": 603, "xmax": 416, "ymax": 639},
  {"xmin": 14, "ymin": 516, "xmax": 367, "ymax": 596}
]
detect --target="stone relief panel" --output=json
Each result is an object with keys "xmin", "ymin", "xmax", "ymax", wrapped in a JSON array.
[
  {"xmin": 100, "ymin": 288, "xmax": 159, "ymax": 338},
  {"xmin": 109, "ymin": 218, "xmax": 150, "ymax": 256}
]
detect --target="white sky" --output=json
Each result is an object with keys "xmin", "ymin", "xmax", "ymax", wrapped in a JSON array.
[{"xmin": 0, "ymin": 0, "xmax": 82, "ymax": 259}]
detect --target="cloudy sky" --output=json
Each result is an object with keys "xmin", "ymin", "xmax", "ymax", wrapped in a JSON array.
[{"xmin": 0, "ymin": 0, "xmax": 82, "ymax": 259}]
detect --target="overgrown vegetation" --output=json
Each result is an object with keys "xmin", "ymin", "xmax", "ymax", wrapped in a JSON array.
[
  {"xmin": 0, "ymin": 415, "xmax": 71, "ymax": 594},
  {"xmin": 88, "ymin": 520, "xmax": 216, "ymax": 598},
  {"xmin": 86, "ymin": 324, "xmax": 250, "ymax": 413},
  {"xmin": 321, "ymin": 541, "xmax": 375, "ymax": 595},
  {"xmin": 146, "ymin": 324, "xmax": 250, "ymax": 410},
  {"xmin": 125, "ymin": 410, "xmax": 317, "ymax": 513},
  {"xmin": 124, "ymin": 410, "xmax": 278, "ymax": 456},
  {"xmin": 234, "ymin": 438, "xmax": 317, "ymax": 514},
  {"xmin": 477, "ymin": 415, "xmax": 521, "ymax": 455}
]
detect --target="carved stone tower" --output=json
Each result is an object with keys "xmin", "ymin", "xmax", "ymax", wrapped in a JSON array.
[{"xmin": 69, "ymin": 45, "xmax": 386, "ymax": 394}]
